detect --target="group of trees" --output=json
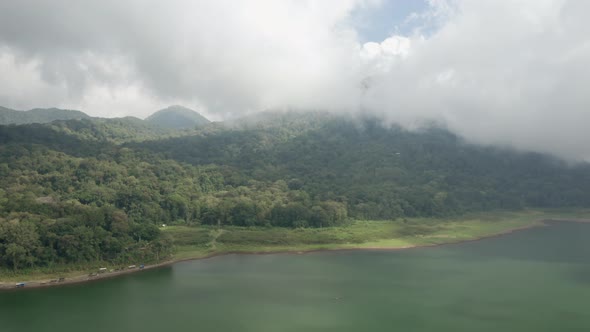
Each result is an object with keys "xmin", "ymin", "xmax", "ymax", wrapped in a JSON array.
[
  {"xmin": 1, "ymin": 111, "xmax": 589, "ymax": 270},
  {"xmin": 0, "ymin": 204, "xmax": 173, "ymax": 271}
]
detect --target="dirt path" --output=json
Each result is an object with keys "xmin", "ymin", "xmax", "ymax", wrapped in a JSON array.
[{"xmin": 207, "ymin": 228, "xmax": 225, "ymax": 250}]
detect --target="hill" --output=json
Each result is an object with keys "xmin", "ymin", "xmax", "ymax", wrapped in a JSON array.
[
  {"xmin": 145, "ymin": 105, "xmax": 210, "ymax": 130},
  {"xmin": 43, "ymin": 117, "xmax": 199, "ymax": 144},
  {"xmin": 0, "ymin": 106, "xmax": 90, "ymax": 125},
  {"xmin": 0, "ymin": 111, "xmax": 589, "ymax": 271},
  {"xmin": 134, "ymin": 112, "xmax": 590, "ymax": 219}
]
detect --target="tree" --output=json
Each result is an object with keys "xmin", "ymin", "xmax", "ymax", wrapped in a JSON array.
[
  {"xmin": 5, "ymin": 243, "xmax": 27, "ymax": 271},
  {"xmin": 0, "ymin": 220, "xmax": 40, "ymax": 270}
]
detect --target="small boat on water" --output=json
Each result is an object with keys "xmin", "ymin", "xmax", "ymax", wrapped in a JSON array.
[{"xmin": 15, "ymin": 283, "xmax": 25, "ymax": 288}]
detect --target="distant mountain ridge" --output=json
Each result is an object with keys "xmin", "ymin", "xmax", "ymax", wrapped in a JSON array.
[
  {"xmin": 0, "ymin": 105, "xmax": 210, "ymax": 131},
  {"xmin": 0, "ymin": 106, "xmax": 90, "ymax": 125},
  {"xmin": 145, "ymin": 105, "xmax": 210, "ymax": 130}
]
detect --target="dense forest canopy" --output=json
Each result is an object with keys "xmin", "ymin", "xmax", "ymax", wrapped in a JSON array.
[{"xmin": 0, "ymin": 109, "xmax": 589, "ymax": 271}]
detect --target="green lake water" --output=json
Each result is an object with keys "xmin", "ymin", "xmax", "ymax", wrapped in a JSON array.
[{"xmin": 2, "ymin": 222, "xmax": 590, "ymax": 331}]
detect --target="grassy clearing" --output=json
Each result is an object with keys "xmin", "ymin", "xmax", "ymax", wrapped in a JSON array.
[
  {"xmin": 3, "ymin": 209, "xmax": 589, "ymax": 284},
  {"xmin": 167, "ymin": 209, "xmax": 590, "ymax": 259}
]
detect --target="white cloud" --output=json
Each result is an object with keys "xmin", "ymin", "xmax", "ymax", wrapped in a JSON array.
[
  {"xmin": 363, "ymin": 0, "xmax": 590, "ymax": 159},
  {"xmin": 1, "ymin": 0, "xmax": 590, "ymax": 159}
]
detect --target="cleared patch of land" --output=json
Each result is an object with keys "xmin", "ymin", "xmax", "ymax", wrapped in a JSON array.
[
  {"xmin": 169, "ymin": 209, "xmax": 571, "ymax": 259},
  {"xmin": 2, "ymin": 209, "xmax": 590, "ymax": 288}
]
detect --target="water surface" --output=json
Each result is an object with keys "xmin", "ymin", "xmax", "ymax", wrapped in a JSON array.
[{"xmin": 2, "ymin": 222, "xmax": 590, "ymax": 331}]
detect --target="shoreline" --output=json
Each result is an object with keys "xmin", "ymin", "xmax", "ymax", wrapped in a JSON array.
[{"xmin": 1, "ymin": 218, "xmax": 587, "ymax": 291}]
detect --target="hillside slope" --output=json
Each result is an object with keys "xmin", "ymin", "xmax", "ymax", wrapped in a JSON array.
[
  {"xmin": 1, "ymin": 111, "xmax": 589, "ymax": 271},
  {"xmin": 133, "ymin": 113, "xmax": 590, "ymax": 219}
]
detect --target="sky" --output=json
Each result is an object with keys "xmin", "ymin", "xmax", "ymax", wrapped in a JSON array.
[{"xmin": 1, "ymin": 0, "xmax": 589, "ymax": 160}]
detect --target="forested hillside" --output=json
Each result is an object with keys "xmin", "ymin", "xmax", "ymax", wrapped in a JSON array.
[
  {"xmin": 0, "ymin": 111, "xmax": 589, "ymax": 271},
  {"xmin": 135, "ymin": 113, "xmax": 590, "ymax": 218}
]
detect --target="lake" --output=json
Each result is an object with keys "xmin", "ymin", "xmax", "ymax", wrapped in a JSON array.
[{"xmin": 1, "ymin": 221, "xmax": 590, "ymax": 331}]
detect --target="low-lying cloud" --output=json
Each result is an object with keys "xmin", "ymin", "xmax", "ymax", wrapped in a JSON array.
[{"xmin": 1, "ymin": 0, "xmax": 589, "ymax": 160}]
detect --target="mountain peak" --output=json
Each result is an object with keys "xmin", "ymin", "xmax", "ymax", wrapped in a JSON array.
[{"xmin": 145, "ymin": 105, "xmax": 210, "ymax": 130}]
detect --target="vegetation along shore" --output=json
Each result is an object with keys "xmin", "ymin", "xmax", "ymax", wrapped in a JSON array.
[{"xmin": 2, "ymin": 210, "xmax": 589, "ymax": 290}]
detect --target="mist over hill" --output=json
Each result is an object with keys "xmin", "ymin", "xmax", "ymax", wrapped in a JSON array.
[
  {"xmin": 1, "ymin": 108, "xmax": 589, "ymax": 271},
  {"xmin": 2, "ymin": 110, "xmax": 589, "ymax": 220}
]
